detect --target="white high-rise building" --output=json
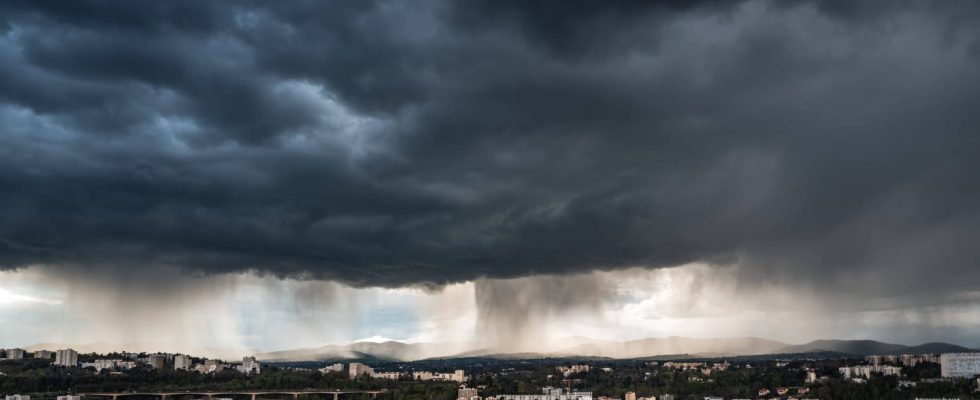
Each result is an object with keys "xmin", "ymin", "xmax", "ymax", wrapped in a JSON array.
[
  {"xmin": 174, "ymin": 354, "xmax": 191, "ymax": 370},
  {"xmin": 34, "ymin": 350, "xmax": 53, "ymax": 359},
  {"xmin": 941, "ymin": 353, "xmax": 980, "ymax": 378},
  {"xmin": 238, "ymin": 356, "xmax": 261, "ymax": 374},
  {"xmin": 6, "ymin": 349, "xmax": 25, "ymax": 360},
  {"xmin": 148, "ymin": 354, "xmax": 166, "ymax": 369},
  {"xmin": 349, "ymin": 362, "xmax": 374, "ymax": 378},
  {"xmin": 55, "ymin": 349, "xmax": 78, "ymax": 367}
]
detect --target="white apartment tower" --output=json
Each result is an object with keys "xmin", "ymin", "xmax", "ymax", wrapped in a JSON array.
[
  {"xmin": 174, "ymin": 354, "xmax": 192, "ymax": 370},
  {"xmin": 54, "ymin": 349, "xmax": 78, "ymax": 367},
  {"xmin": 349, "ymin": 362, "xmax": 374, "ymax": 378},
  {"xmin": 148, "ymin": 354, "xmax": 166, "ymax": 369},
  {"xmin": 6, "ymin": 348, "xmax": 25, "ymax": 360},
  {"xmin": 34, "ymin": 350, "xmax": 53, "ymax": 359},
  {"xmin": 239, "ymin": 356, "xmax": 261, "ymax": 374}
]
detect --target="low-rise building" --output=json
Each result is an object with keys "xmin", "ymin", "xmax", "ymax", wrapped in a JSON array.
[
  {"xmin": 839, "ymin": 365, "xmax": 901, "ymax": 379},
  {"xmin": 195, "ymin": 359, "xmax": 225, "ymax": 374},
  {"xmin": 93, "ymin": 359, "xmax": 121, "ymax": 372},
  {"xmin": 320, "ymin": 363, "xmax": 344, "ymax": 374},
  {"xmin": 459, "ymin": 387, "xmax": 478, "ymax": 400},
  {"xmin": 414, "ymin": 369, "xmax": 466, "ymax": 382},
  {"xmin": 371, "ymin": 371, "xmax": 402, "ymax": 379},
  {"xmin": 556, "ymin": 365, "xmax": 590, "ymax": 377},
  {"xmin": 490, "ymin": 387, "xmax": 592, "ymax": 400}
]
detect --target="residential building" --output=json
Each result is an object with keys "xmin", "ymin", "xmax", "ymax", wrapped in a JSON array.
[
  {"xmin": 349, "ymin": 362, "xmax": 374, "ymax": 379},
  {"xmin": 57, "ymin": 396, "xmax": 81, "ymax": 400},
  {"xmin": 320, "ymin": 363, "xmax": 344, "ymax": 374},
  {"xmin": 6, "ymin": 395, "xmax": 30, "ymax": 400},
  {"xmin": 195, "ymin": 359, "xmax": 225, "ymax": 374},
  {"xmin": 148, "ymin": 354, "xmax": 166, "ymax": 369},
  {"xmin": 238, "ymin": 356, "xmax": 261, "ymax": 374},
  {"xmin": 556, "ymin": 365, "xmax": 590, "ymax": 377},
  {"xmin": 624, "ymin": 392, "xmax": 636, "ymax": 400},
  {"xmin": 174, "ymin": 354, "xmax": 191, "ymax": 370},
  {"xmin": 412, "ymin": 369, "xmax": 465, "ymax": 382},
  {"xmin": 93, "ymin": 359, "xmax": 120, "ymax": 372},
  {"xmin": 371, "ymin": 371, "xmax": 401, "ymax": 379},
  {"xmin": 940, "ymin": 353, "xmax": 980, "ymax": 378},
  {"xmin": 839, "ymin": 365, "xmax": 901, "ymax": 379},
  {"xmin": 5, "ymin": 349, "xmax": 25, "ymax": 360},
  {"xmin": 459, "ymin": 387, "xmax": 478, "ymax": 400},
  {"xmin": 54, "ymin": 349, "xmax": 78, "ymax": 367},
  {"xmin": 490, "ymin": 387, "xmax": 592, "ymax": 400},
  {"xmin": 34, "ymin": 350, "xmax": 53, "ymax": 359}
]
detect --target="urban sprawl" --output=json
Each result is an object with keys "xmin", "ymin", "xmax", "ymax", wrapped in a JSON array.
[{"xmin": 4, "ymin": 348, "xmax": 980, "ymax": 400}]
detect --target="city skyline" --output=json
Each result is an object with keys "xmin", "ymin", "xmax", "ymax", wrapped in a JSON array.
[{"xmin": 4, "ymin": 0, "xmax": 980, "ymax": 357}]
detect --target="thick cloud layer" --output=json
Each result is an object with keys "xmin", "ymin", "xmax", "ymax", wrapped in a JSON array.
[{"xmin": 2, "ymin": 0, "xmax": 980, "ymax": 294}]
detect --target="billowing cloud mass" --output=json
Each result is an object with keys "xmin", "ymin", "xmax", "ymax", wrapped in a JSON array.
[{"xmin": 2, "ymin": 0, "xmax": 980, "ymax": 350}]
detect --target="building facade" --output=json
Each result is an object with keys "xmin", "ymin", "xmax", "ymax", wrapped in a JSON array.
[
  {"xmin": 458, "ymin": 387, "xmax": 478, "ymax": 400},
  {"xmin": 5, "ymin": 349, "xmax": 25, "ymax": 360},
  {"xmin": 54, "ymin": 349, "xmax": 78, "ymax": 367},
  {"xmin": 148, "ymin": 354, "xmax": 166, "ymax": 369},
  {"xmin": 174, "ymin": 354, "xmax": 191, "ymax": 370},
  {"xmin": 490, "ymin": 387, "xmax": 592, "ymax": 400},
  {"xmin": 941, "ymin": 353, "xmax": 980, "ymax": 378},
  {"xmin": 320, "ymin": 363, "xmax": 343, "ymax": 374},
  {"xmin": 239, "ymin": 356, "xmax": 261, "ymax": 374},
  {"xmin": 349, "ymin": 362, "xmax": 374, "ymax": 379}
]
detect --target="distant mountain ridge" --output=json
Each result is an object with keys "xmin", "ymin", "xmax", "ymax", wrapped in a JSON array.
[
  {"xmin": 254, "ymin": 337, "xmax": 978, "ymax": 362},
  {"xmin": 775, "ymin": 340, "xmax": 975, "ymax": 356}
]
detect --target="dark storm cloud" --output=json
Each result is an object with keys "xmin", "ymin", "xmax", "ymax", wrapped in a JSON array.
[{"xmin": 2, "ymin": 0, "xmax": 980, "ymax": 294}]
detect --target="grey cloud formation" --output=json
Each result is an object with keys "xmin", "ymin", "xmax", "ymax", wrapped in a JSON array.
[{"xmin": 2, "ymin": 0, "xmax": 980, "ymax": 299}]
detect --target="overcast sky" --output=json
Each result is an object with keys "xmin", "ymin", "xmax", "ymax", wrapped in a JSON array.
[{"xmin": 3, "ymin": 0, "xmax": 980, "ymax": 353}]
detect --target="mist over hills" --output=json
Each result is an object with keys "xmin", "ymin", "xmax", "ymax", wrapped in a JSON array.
[
  {"xmin": 773, "ymin": 340, "xmax": 975, "ymax": 356},
  {"xmin": 19, "ymin": 337, "xmax": 974, "ymax": 362},
  {"xmin": 254, "ymin": 337, "xmax": 977, "ymax": 362}
]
